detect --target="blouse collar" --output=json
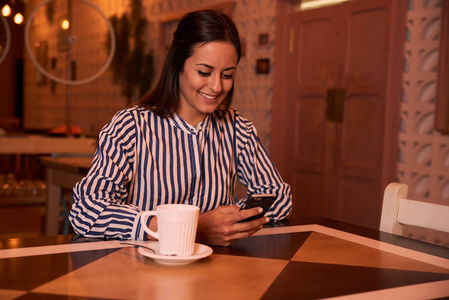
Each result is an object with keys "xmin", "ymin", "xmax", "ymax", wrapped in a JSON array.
[{"xmin": 170, "ymin": 113, "xmax": 211, "ymax": 134}]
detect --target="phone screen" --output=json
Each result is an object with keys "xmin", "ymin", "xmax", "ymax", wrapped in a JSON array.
[{"xmin": 239, "ymin": 194, "xmax": 277, "ymax": 222}]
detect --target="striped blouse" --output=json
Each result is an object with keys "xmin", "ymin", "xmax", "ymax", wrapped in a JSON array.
[{"xmin": 69, "ymin": 105, "xmax": 292, "ymax": 240}]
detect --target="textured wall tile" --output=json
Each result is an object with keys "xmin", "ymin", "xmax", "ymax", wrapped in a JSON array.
[{"xmin": 399, "ymin": 0, "xmax": 449, "ymax": 247}]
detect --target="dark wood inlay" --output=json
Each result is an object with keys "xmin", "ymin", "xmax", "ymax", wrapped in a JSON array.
[
  {"xmin": 0, "ymin": 248, "xmax": 120, "ymax": 291},
  {"xmin": 211, "ymin": 232, "xmax": 312, "ymax": 260},
  {"xmin": 262, "ymin": 261, "xmax": 449, "ymax": 299}
]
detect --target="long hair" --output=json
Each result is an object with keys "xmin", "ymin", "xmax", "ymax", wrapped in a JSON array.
[{"xmin": 138, "ymin": 10, "xmax": 241, "ymax": 119}]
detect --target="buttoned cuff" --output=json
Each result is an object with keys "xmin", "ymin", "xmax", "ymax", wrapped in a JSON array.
[{"xmin": 132, "ymin": 211, "xmax": 153, "ymax": 241}]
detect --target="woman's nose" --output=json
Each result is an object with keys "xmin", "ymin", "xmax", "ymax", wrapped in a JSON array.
[{"xmin": 208, "ymin": 74, "xmax": 222, "ymax": 93}]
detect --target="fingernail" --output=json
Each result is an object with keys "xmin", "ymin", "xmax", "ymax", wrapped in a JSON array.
[
  {"xmin": 258, "ymin": 207, "xmax": 263, "ymax": 213},
  {"xmin": 264, "ymin": 217, "xmax": 270, "ymax": 223}
]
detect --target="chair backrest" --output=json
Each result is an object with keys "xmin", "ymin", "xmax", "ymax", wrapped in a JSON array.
[{"xmin": 380, "ymin": 182, "xmax": 449, "ymax": 235}]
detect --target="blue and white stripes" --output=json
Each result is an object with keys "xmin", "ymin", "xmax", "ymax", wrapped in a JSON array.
[{"xmin": 69, "ymin": 106, "xmax": 292, "ymax": 240}]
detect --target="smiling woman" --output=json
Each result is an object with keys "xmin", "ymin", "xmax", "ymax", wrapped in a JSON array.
[{"xmin": 69, "ymin": 10, "xmax": 292, "ymax": 247}]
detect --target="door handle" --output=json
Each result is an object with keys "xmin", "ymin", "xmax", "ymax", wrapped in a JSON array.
[{"xmin": 326, "ymin": 88, "xmax": 345, "ymax": 123}]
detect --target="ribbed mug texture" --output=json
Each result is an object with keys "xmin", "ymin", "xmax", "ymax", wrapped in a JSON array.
[{"xmin": 159, "ymin": 220, "xmax": 198, "ymax": 256}]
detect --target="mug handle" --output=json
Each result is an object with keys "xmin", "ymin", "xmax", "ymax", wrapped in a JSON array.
[{"xmin": 141, "ymin": 211, "xmax": 158, "ymax": 239}]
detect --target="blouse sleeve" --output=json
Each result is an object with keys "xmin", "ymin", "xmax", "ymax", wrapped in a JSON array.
[
  {"xmin": 234, "ymin": 112, "xmax": 292, "ymax": 221},
  {"xmin": 69, "ymin": 109, "xmax": 148, "ymax": 240}
]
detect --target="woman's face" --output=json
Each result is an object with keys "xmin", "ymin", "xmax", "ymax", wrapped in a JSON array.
[{"xmin": 178, "ymin": 41, "xmax": 238, "ymax": 126}]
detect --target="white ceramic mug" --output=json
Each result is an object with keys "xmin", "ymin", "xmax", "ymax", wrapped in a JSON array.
[{"xmin": 141, "ymin": 204, "xmax": 199, "ymax": 256}]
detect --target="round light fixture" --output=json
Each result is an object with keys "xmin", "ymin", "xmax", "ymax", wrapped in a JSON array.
[{"xmin": 24, "ymin": 0, "xmax": 116, "ymax": 85}]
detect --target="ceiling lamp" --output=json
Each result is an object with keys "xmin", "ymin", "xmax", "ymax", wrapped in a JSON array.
[
  {"xmin": 1, "ymin": 1, "xmax": 25, "ymax": 25},
  {"xmin": 61, "ymin": 19, "xmax": 70, "ymax": 30},
  {"xmin": 14, "ymin": 12, "xmax": 23, "ymax": 24},
  {"xmin": 1, "ymin": 4, "xmax": 11, "ymax": 17}
]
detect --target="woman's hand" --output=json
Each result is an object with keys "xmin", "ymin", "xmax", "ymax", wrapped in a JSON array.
[{"xmin": 196, "ymin": 205, "xmax": 269, "ymax": 246}]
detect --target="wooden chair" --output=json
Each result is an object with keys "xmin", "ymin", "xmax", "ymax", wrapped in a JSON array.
[{"xmin": 380, "ymin": 182, "xmax": 449, "ymax": 235}]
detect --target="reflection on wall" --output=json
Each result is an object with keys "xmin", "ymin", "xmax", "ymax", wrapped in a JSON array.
[
  {"xmin": 24, "ymin": 0, "xmax": 125, "ymax": 135},
  {"xmin": 23, "ymin": 0, "xmax": 276, "ymax": 150},
  {"xmin": 399, "ymin": 0, "xmax": 449, "ymax": 247}
]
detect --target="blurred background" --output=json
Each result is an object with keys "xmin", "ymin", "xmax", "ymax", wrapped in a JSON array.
[{"xmin": 0, "ymin": 0, "xmax": 448, "ymax": 247}]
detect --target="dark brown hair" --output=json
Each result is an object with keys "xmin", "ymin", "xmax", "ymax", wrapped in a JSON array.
[{"xmin": 138, "ymin": 10, "xmax": 241, "ymax": 118}]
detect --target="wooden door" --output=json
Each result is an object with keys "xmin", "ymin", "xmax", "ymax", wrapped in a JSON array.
[{"xmin": 272, "ymin": 0, "xmax": 406, "ymax": 229}]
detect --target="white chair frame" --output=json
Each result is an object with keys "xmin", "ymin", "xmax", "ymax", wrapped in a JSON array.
[{"xmin": 380, "ymin": 182, "xmax": 449, "ymax": 235}]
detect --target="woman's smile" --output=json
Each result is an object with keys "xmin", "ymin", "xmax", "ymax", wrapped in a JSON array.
[{"xmin": 198, "ymin": 91, "xmax": 218, "ymax": 101}]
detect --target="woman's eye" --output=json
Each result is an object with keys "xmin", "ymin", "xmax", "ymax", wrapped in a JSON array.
[
  {"xmin": 222, "ymin": 74, "xmax": 234, "ymax": 80},
  {"xmin": 198, "ymin": 71, "xmax": 211, "ymax": 77}
]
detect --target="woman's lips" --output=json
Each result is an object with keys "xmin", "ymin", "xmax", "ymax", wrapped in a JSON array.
[{"xmin": 198, "ymin": 91, "xmax": 218, "ymax": 100}]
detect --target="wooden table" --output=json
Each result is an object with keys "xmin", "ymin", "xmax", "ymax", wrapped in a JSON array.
[
  {"xmin": 39, "ymin": 156, "xmax": 93, "ymax": 236},
  {"xmin": 0, "ymin": 218, "xmax": 448, "ymax": 299},
  {"xmin": 0, "ymin": 135, "xmax": 97, "ymax": 154}
]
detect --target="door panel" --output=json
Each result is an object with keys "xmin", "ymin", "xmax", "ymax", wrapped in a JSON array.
[
  {"xmin": 340, "ymin": 177, "xmax": 380, "ymax": 226},
  {"xmin": 297, "ymin": 13, "xmax": 336, "ymax": 86},
  {"xmin": 343, "ymin": 95, "xmax": 383, "ymax": 167},
  {"xmin": 345, "ymin": 6, "xmax": 389, "ymax": 84},
  {"xmin": 293, "ymin": 171, "xmax": 324, "ymax": 218},
  {"xmin": 294, "ymin": 96, "xmax": 326, "ymax": 164}
]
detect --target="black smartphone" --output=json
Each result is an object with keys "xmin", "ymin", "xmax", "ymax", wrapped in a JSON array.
[{"xmin": 239, "ymin": 194, "xmax": 277, "ymax": 222}]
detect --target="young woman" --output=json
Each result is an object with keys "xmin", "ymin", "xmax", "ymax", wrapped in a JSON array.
[{"xmin": 69, "ymin": 10, "xmax": 292, "ymax": 246}]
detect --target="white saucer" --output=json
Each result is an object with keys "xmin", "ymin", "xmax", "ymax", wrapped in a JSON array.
[{"xmin": 138, "ymin": 242, "xmax": 213, "ymax": 265}]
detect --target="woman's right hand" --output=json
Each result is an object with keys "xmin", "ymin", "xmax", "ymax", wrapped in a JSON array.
[{"xmin": 195, "ymin": 205, "xmax": 269, "ymax": 246}]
